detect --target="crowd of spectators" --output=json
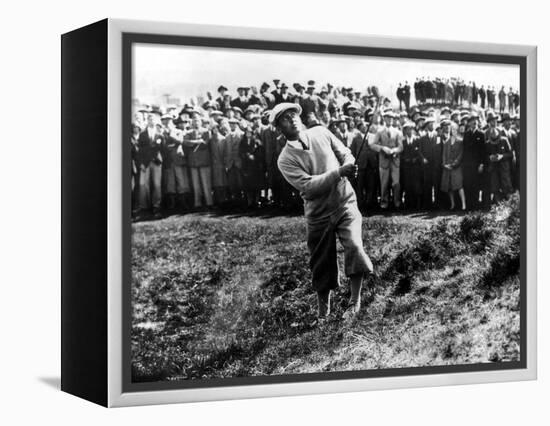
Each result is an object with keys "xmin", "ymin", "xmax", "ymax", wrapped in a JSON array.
[{"xmin": 131, "ymin": 78, "xmax": 520, "ymax": 220}]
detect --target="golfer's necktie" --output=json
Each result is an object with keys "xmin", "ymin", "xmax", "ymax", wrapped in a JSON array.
[{"xmin": 299, "ymin": 139, "xmax": 308, "ymax": 150}]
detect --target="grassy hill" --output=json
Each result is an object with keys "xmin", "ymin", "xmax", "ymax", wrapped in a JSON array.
[{"xmin": 131, "ymin": 195, "xmax": 520, "ymax": 382}]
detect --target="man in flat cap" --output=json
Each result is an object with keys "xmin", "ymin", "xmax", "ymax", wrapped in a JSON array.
[
  {"xmin": 136, "ymin": 112, "xmax": 165, "ymax": 219},
  {"xmin": 462, "ymin": 113, "xmax": 486, "ymax": 209},
  {"xmin": 274, "ymin": 103, "xmax": 373, "ymax": 321},
  {"xmin": 216, "ymin": 85, "xmax": 229, "ymax": 113},
  {"xmin": 400, "ymin": 120, "xmax": 423, "ymax": 209},
  {"xmin": 403, "ymin": 81, "xmax": 411, "ymax": 112},
  {"xmin": 231, "ymin": 87, "xmax": 250, "ymax": 112},
  {"xmin": 273, "ymin": 83, "xmax": 292, "ymax": 105},
  {"xmin": 370, "ymin": 110, "xmax": 404, "ymax": 210},
  {"xmin": 418, "ymin": 117, "xmax": 442, "ymax": 210},
  {"xmin": 500, "ymin": 112, "xmax": 519, "ymax": 191},
  {"xmin": 260, "ymin": 82, "xmax": 276, "ymax": 110}
]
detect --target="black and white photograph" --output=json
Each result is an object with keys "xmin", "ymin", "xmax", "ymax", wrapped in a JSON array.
[{"xmin": 128, "ymin": 39, "xmax": 524, "ymax": 385}]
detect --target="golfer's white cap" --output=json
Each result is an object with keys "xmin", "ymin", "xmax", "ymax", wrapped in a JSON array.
[{"xmin": 269, "ymin": 102, "xmax": 302, "ymax": 125}]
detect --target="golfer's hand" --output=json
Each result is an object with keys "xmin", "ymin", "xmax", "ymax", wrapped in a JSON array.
[{"xmin": 339, "ymin": 163, "xmax": 358, "ymax": 178}]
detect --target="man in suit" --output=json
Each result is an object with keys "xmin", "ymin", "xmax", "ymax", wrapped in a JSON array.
[
  {"xmin": 273, "ymin": 83, "xmax": 292, "ymax": 105},
  {"xmin": 183, "ymin": 117, "xmax": 214, "ymax": 210},
  {"xmin": 231, "ymin": 87, "xmax": 250, "ymax": 111},
  {"xmin": 302, "ymin": 81, "xmax": 320, "ymax": 120},
  {"xmin": 400, "ymin": 121, "xmax": 423, "ymax": 209},
  {"xmin": 260, "ymin": 82, "xmax": 275, "ymax": 109},
  {"xmin": 137, "ymin": 112, "xmax": 165, "ymax": 219},
  {"xmin": 461, "ymin": 113, "xmax": 486, "ymax": 209},
  {"xmin": 161, "ymin": 116, "xmax": 191, "ymax": 211},
  {"xmin": 479, "ymin": 85, "xmax": 486, "ymax": 108},
  {"xmin": 370, "ymin": 110, "xmax": 404, "ymax": 209},
  {"xmin": 498, "ymin": 86, "xmax": 507, "ymax": 113},
  {"xmin": 223, "ymin": 118, "xmax": 244, "ymax": 206},
  {"xmin": 403, "ymin": 82, "xmax": 411, "ymax": 111},
  {"xmin": 418, "ymin": 117, "xmax": 442, "ymax": 210},
  {"xmin": 216, "ymin": 85, "xmax": 229, "ymax": 112},
  {"xmin": 396, "ymin": 83, "xmax": 405, "ymax": 111},
  {"xmin": 500, "ymin": 112, "xmax": 519, "ymax": 191}
]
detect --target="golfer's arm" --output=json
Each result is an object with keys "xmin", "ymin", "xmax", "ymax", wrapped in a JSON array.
[
  {"xmin": 328, "ymin": 132, "xmax": 355, "ymax": 166},
  {"xmin": 278, "ymin": 159, "xmax": 341, "ymax": 199}
]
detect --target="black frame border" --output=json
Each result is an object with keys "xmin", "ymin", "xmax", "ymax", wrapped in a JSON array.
[{"xmin": 121, "ymin": 31, "xmax": 528, "ymax": 394}]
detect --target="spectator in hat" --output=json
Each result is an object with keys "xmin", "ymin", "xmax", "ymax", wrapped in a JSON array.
[
  {"xmin": 161, "ymin": 117, "xmax": 191, "ymax": 211},
  {"xmin": 342, "ymin": 89, "xmax": 357, "ymax": 117},
  {"xmin": 498, "ymin": 86, "xmax": 507, "ymax": 113},
  {"xmin": 513, "ymin": 91, "xmax": 520, "ymax": 111},
  {"xmin": 507, "ymin": 87, "xmax": 515, "ymax": 114},
  {"xmin": 302, "ymin": 83, "xmax": 320, "ymax": 120},
  {"xmin": 293, "ymin": 83, "xmax": 306, "ymax": 108},
  {"xmin": 273, "ymin": 83, "xmax": 292, "ymax": 105},
  {"xmin": 396, "ymin": 83, "xmax": 405, "ymax": 111},
  {"xmin": 130, "ymin": 123, "xmax": 141, "ymax": 214},
  {"xmin": 479, "ymin": 85, "xmax": 486, "ymax": 109},
  {"xmin": 445, "ymin": 80, "xmax": 455, "ymax": 105},
  {"xmin": 136, "ymin": 112, "xmax": 165, "ymax": 219},
  {"xmin": 274, "ymin": 102, "xmax": 373, "ymax": 320},
  {"xmin": 418, "ymin": 117, "xmax": 442, "ymax": 210},
  {"xmin": 231, "ymin": 87, "xmax": 250, "ymax": 111},
  {"xmin": 350, "ymin": 124, "xmax": 374, "ymax": 211},
  {"xmin": 403, "ymin": 82, "xmax": 411, "ymax": 111},
  {"xmin": 240, "ymin": 127, "xmax": 265, "ymax": 209},
  {"xmin": 486, "ymin": 129, "xmax": 514, "ymax": 202},
  {"xmin": 216, "ymin": 85, "xmax": 229, "ymax": 112},
  {"xmin": 224, "ymin": 118, "xmax": 245, "ymax": 206},
  {"xmin": 261, "ymin": 112, "xmax": 283, "ymax": 206},
  {"xmin": 500, "ymin": 113, "xmax": 519, "ymax": 191},
  {"xmin": 334, "ymin": 117, "xmax": 355, "ymax": 148},
  {"xmin": 183, "ymin": 117, "xmax": 214, "ymax": 210},
  {"xmin": 462, "ymin": 113, "xmax": 486, "ymax": 209},
  {"xmin": 210, "ymin": 121, "xmax": 229, "ymax": 206},
  {"xmin": 400, "ymin": 121, "xmax": 423, "ymax": 209},
  {"xmin": 370, "ymin": 111, "xmax": 404, "ymax": 210},
  {"xmin": 248, "ymin": 86, "xmax": 262, "ymax": 107},
  {"xmin": 512, "ymin": 113, "xmax": 521, "ymax": 190},
  {"xmin": 415, "ymin": 116, "xmax": 426, "ymax": 137},
  {"xmin": 318, "ymin": 87, "xmax": 330, "ymax": 114},
  {"xmin": 440, "ymin": 120, "xmax": 466, "ymax": 211},
  {"xmin": 260, "ymin": 82, "xmax": 275, "ymax": 109},
  {"xmin": 319, "ymin": 109, "xmax": 332, "ymax": 128}
]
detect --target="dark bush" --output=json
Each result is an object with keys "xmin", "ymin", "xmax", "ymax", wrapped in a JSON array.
[{"xmin": 458, "ymin": 213, "xmax": 493, "ymax": 253}]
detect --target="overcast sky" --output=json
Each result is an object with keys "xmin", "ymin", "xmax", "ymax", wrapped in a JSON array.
[{"xmin": 133, "ymin": 43, "xmax": 520, "ymax": 106}]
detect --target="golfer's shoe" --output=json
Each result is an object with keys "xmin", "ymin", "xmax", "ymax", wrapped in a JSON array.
[
  {"xmin": 365, "ymin": 255, "xmax": 374, "ymax": 275},
  {"xmin": 343, "ymin": 301, "xmax": 361, "ymax": 321}
]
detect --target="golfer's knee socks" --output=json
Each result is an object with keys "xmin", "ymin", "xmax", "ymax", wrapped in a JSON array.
[
  {"xmin": 349, "ymin": 277, "xmax": 362, "ymax": 307},
  {"xmin": 317, "ymin": 290, "xmax": 331, "ymax": 317}
]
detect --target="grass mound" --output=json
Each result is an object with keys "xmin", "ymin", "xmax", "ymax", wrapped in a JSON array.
[{"xmin": 131, "ymin": 195, "xmax": 521, "ymax": 381}]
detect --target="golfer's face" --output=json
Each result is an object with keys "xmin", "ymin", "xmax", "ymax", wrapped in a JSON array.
[{"xmin": 278, "ymin": 110, "xmax": 302, "ymax": 136}]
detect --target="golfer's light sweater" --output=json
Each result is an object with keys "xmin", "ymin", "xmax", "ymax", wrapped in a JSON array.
[{"xmin": 277, "ymin": 126, "xmax": 356, "ymax": 220}]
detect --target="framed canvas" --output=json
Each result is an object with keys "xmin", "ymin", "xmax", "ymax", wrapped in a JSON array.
[{"xmin": 61, "ymin": 18, "xmax": 537, "ymax": 407}]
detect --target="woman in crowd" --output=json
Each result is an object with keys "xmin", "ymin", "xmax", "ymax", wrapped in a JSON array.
[{"xmin": 440, "ymin": 119, "xmax": 466, "ymax": 211}]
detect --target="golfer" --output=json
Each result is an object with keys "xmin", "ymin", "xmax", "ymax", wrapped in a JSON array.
[{"xmin": 273, "ymin": 103, "xmax": 373, "ymax": 320}]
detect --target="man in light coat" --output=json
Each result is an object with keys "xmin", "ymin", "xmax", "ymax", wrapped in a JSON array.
[{"xmin": 369, "ymin": 110, "xmax": 404, "ymax": 209}]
